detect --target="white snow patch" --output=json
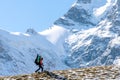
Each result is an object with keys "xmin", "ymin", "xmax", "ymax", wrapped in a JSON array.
[
  {"xmin": 111, "ymin": 37, "xmax": 120, "ymax": 48},
  {"xmin": 39, "ymin": 25, "xmax": 68, "ymax": 44},
  {"xmin": 93, "ymin": 0, "xmax": 115, "ymax": 17},
  {"xmin": 39, "ymin": 25, "xmax": 70, "ymax": 56},
  {"xmin": 114, "ymin": 57, "xmax": 120, "ymax": 66}
]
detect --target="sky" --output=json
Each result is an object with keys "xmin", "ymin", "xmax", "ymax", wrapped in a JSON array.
[{"xmin": 0, "ymin": 0, "xmax": 75, "ymax": 32}]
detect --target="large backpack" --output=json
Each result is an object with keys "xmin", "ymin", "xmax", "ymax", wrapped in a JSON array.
[{"xmin": 34, "ymin": 54, "xmax": 41, "ymax": 65}]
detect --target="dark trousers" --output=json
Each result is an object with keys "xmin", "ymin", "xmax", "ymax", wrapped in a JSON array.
[{"xmin": 35, "ymin": 65, "xmax": 43, "ymax": 72}]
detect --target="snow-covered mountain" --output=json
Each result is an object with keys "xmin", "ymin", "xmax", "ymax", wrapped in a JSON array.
[
  {"xmin": 0, "ymin": 28, "xmax": 69, "ymax": 76},
  {"xmin": 58, "ymin": 0, "xmax": 120, "ymax": 68},
  {"xmin": 0, "ymin": 0, "xmax": 120, "ymax": 76},
  {"xmin": 54, "ymin": 0, "xmax": 112, "ymax": 31}
]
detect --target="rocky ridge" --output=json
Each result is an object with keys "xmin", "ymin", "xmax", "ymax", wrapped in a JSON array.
[{"xmin": 1, "ymin": 65, "xmax": 120, "ymax": 80}]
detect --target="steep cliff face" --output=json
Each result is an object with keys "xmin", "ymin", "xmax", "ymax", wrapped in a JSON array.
[
  {"xmin": 54, "ymin": 0, "xmax": 110, "ymax": 31},
  {"xmin": 63, "ymin": 0, "xmax": 120, "ymax": 68},
  {"xmin": 108, "ymin": 0, "xmax": 120, "ymax": 35}
]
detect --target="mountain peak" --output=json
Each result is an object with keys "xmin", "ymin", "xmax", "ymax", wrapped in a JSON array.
[{"xmin": 26, "ymin": 28, "xmax": 37, "ymax": 35}]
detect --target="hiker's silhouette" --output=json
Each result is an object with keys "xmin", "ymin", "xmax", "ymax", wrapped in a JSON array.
[{"xmin": 35, "ymin": 55, "xmax": 44, "ymax": 72}]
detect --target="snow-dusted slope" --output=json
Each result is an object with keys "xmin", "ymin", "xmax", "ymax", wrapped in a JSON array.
[{"xmin": 0, "ymin": 28, "xmax": 69, "ymax": 76}]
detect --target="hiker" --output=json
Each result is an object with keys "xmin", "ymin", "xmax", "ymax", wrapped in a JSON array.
[{"xmin": 35, "ymin": 55, "xmax": 44, "ymax": 72}]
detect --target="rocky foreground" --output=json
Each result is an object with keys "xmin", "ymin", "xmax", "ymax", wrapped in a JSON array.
[{"xmin": 0, "ymin": 65, "xmax": 120, "ymax": 80}]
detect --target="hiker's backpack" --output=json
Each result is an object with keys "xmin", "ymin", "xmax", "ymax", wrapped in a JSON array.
[
  {"xmin": 34, "ymin": 54, "xmax": 41, "ymax": 65},
  {"xmin": 40, "ymin": 58, "xmax": 43, "ymax": 65}
]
